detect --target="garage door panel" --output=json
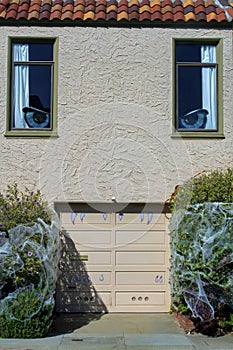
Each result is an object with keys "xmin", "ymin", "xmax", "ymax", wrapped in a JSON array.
[
  {"xmin": 116, "ymin": 271, "xmax": 166, "ymax": 285},
  {"xmin": 68, "ymin": 230, "xmax": 111, "ymax": 246},
  {"xmin": 56, "ymin": 290, "xmax": 112, "ymax": 312},
  {"xmin": 116, "ymin": 213, "xmax": 165, "ymax": 225},
  {"xmin": 116, "ymin": 251, "xmax": 165, "ymax": 265},
  {"xmin": 116, "ymin": 292, "xmax": 165, "ymax": 306},
  {"xmin": 88, "ymin": 271, "xmax": 112, "ymax": 285},
  {"xmin": 57, "ymin": 271, "xmax": 112, "ymax": 289},
  {"xmin": 61, "ymin": 212, "xmax": 113, "ymax": 227},
  {"xmin": 72, "ymin": 251, "xmax": 112, "ymax": 265},
  {"xmin": 115, "ymin": 230, "xmax": 165, "ymax": 245}
]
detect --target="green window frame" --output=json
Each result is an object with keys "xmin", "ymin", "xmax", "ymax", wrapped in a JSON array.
[
  {"xmin": 5, "ymin": 37, "xmax": 58, "ymax": 137},
  {"xmin": 172, "ymin": 39, "xmax": 224, "ymax": 138}
]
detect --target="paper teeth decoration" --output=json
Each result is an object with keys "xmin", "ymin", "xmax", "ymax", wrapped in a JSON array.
[
  {"xmin": 71, "ymin": 212, "xmax": 78, "ymax": 224},
  {"xmin": 80, "ymin": 213, "xmax": 85, "ymax": 222},
  {"xmin": 140, "ymin": 213, "xmax": 144, "ymax": 222},
  {"xmin": 147, "ymin": 213, "xmax": 153, "ymax": 224},
  {"xmin": 103, "ymin": 213, "xmax": 107, "ymax": 221},
  {"xmin": 118, "ymin": 213, "xmax": 124, "ymax": 221}
]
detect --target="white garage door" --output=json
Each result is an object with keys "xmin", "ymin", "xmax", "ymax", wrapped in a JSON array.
[{"xmin": 56, "ymin": 210, "xmax": 170, "ymax": 313}]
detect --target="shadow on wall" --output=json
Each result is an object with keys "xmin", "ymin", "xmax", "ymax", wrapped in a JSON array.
[{"xmin": 50, "ymin": 230, "xmax": 107, "ymax": 335}]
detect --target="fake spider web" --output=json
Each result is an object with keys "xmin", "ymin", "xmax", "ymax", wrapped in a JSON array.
[
  {"xmin": 0, "ymin": 215, "xmax": 60, "ymax": 322},
  {"xmin": 170, "ymin": 202, "xmax": 233, "ymax": 322}
]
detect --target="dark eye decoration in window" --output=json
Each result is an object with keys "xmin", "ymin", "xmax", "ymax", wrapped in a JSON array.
[
  {"xmin": 12, "ymin": 42, "xmax": 54, "ymax": 130},
  {"xmin": 176, "ymin": 44, "xmax": 217, "ymax": 132}
]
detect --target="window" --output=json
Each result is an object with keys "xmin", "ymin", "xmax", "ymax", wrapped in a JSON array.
[
  {"xmin": 6, "ymin": 39, "xmax": 57, "ymax": 136},
  {"xmin": 174, "ymin": 40, "xmax": 223, "ymax": 137}
]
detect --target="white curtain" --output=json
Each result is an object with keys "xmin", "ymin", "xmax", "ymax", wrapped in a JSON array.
[
  {"xmin": 13, "ymin": 44, "xmax": 29, "ymax": 128},
  {"xmin": 201, "ymin": 46, "xmax": 217, "ymax": 130}
]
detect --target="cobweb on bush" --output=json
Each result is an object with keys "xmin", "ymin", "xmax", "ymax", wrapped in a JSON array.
[
  {"xmin": 170, "ymin": 202, "xmax": 233, "ymax": 322},
  {"xmin": 0, "ymin": 214, "xmax": 61, "ymax": 322}
]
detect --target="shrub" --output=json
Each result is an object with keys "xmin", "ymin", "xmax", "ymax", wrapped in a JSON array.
[
  {"xmin": 0, "ymin": 184, "xmax": 60, "ymax": 338},
  {"xmin": 0, "ymin": 183, "xmax": 52, "ymax": 231},
  {"xmin": 169, "ymin": 169, "xmax": 233, "ymax": 335},
  {"xmin": 0, "ymin": 286, "xmax": 53, "ymax": 338},
  {"xmin": 168, "ymin": 168, "xmax": 233, "ymax": 211}
]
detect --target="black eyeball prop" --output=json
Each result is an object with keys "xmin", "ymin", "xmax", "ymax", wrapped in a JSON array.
[
  {"xmin": 180, "ymin": 109, "xmax": 208, "ymax": 129},
  {"xmin": 23, "ymin": 107, "xmax": 50, "ymax": 128}
]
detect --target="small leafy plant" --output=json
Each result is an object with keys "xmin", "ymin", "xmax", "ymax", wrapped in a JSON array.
[{"xmin": 0, "ymin": 183, "xmax": 60, "ymax": 338}]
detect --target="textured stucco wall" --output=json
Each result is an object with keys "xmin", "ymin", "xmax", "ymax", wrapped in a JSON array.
[{"xmin": 0, "ymin": 25, "xmax": 232, "ymax": 206}]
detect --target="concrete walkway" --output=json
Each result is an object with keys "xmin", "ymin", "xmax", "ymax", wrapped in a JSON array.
[{"xmin": 0, "ymin": 313, "xmax": 233, "ymax": 350}]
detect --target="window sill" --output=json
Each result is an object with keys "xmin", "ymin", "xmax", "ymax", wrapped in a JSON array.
[
  {"xmin": 4, "ymin": 130, "xmax": 59, "ymax": 138},
  {"xmin": 171, "ymin": 132, "xmax": 225, "ymax": 139}
]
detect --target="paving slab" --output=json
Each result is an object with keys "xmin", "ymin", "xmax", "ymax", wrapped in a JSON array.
[
  {"xmin": 73, "ymin": 313, "xmax": 183, "ymax": 334},
  {"xmin": 59, "ymin": 334, "xmax": 126, "ymax": 350},
  {"xmin": 0, "ymin": 335, "xmax": 63, "ymax": 350},
  {"xmin": 186, "ymin": 334, "xmax": 233, "ymax": 350},
  {"xmin": 125, "ymin": 333, "xmax": 193, "ymax": 349}
]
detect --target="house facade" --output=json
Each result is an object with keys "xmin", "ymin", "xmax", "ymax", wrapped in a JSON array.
[{"xmin": 0, "ymin": 0, "xmax": 233, "ymax": 312}]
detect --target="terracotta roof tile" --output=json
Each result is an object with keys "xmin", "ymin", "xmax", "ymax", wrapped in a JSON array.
[
  {"xmin": 226, "ymin": 6, "xmax": 233, "ymax": 17},
  {"xmin": 106, "ymin": 8, "xmax": 117, "ymax": 19},
  {"xmin": 151, "ymin": 10, "xmax": 162, "ymax": 20},
  {"xmin": 117, "ymin": 10, "xmax": 128, "ymax": 20},
  {"xmin": 195, "ymin": 11, "xmax": 206, "ymax": 20},
  {"xmin": 62, "ymin": 3, "xmax": 74, "ymax": 12},
  {"xmin": 61, "ymin": 10, "xmax": 73, "ymax": 19},
  {"xmin": 195, "ymin": 4, "xmax": 206, "ymax": 15},
  {"xmin": 74, "ymin": 3, "xmax": 84, "ymax": 11},
  {"xmin": 97, "ymin": 0, "xmax": 106, "ymax": 5},
  {"xmin": 173, "ymin": 11, "xmax": 185, "ymax": 21},
  {"xmin": 96, "ymin": 1, "xmax": 105, "ymax": 8},
  {"xmin": 128, "ymin": 4, "xmax": 138, "ymax": 13},
  {"xmin": 5, "ymin": 1, "xmax": 18, "ymax": 11},
  {"xmin": 150, "ymin": 0, "xmax": 160, "ymax": 5},
  {"xmin": 128, "ymin": 0, "xmax": 139, "ymax": 7},
  {"xmin": 161, "ymin": 4, "xmax": 172, "ymax": 14},
  {"xmin": 83, "ymin": 10, "xmax": 94, "ymax": 19},
  {"xmin": 139, "ymin": 10, "xmax": 151, "ymax": 20},
  {"xmin": 173, "ymin": 2, "xmax": 185, "ymax": 21},
  {"xmin": 205, "ymin": 0, "xmax": 215, "ymax": 5},
  {"xmin": 206, "ymin": 11, "xmax": 218, "ymax": 20},
  {"xmin": 118, "ymin": 4, "xmax": 128, "ymax": 15},
  {"xmin": 162, "ymin": 10, "xmax": 173, "ymax": 20},
  {"xmin": 0, "ymin": 0, "xmax": 233, "ymax": 23},
  {"xmin": 0, "ymin": 0, "xmax": 9, "ymax": 12},
  {"xmin": 40, "ymin": 3, "xmax": 51, "ymax": 11},
  {"xmin": 139, "ymin": 4, "xmax": 150, "ymax": 13},
  {"xmin": 184, "ymin": 11, "xmax": 196, "ymax": 21},
  {"xmin": 95, "ymin": 11, "xmax": 105, "ymax": 19},
  {"xmin": 106, "ymin": 4, "xmax": 117, "ymax": 13},
  {"xmin": 184, "ymin": 4, "xmax": 195, "ymax": 16},
  {"xmin": 216, "ymin": 10, "xmax": 227, "ymax": 20},
  {"xmin": 173, "ymin": 4, "xmax": 184, "ymax": 14},
  {"xmin": 73, "ymin": 0, "xmax": 84, "ymax": 5},
  {"xmin": 29, "ymin": 2, "xmax": 40, "ymax": 11},
  {"xmin": 151, "ymin": 4, "xmax": 161, "ymax": 13},
  {"xmin": 96, "ymin": 4, "xmax": 105, "ymax": 13},
  {"xmin": 206, "ymin": 4, "xmax": 217, "ymax": 14},
  {"xmin": 73, "ymin": 10, "xmax": 83, "ymax": 19}
]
